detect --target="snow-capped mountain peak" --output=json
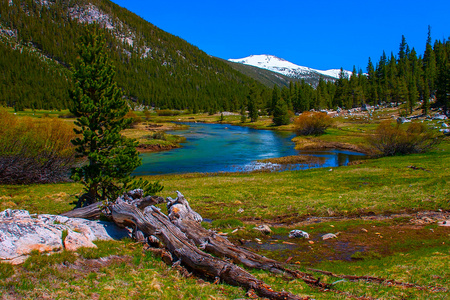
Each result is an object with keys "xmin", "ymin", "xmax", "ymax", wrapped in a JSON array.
[{"xmin": 228, "ymin": 54, "xmax": 351, "ymax": 81}]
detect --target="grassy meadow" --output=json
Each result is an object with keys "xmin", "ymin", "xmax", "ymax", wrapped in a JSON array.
[{"xmin": 1, "ymin": 107, "xmax": 449, "ymax": 299}]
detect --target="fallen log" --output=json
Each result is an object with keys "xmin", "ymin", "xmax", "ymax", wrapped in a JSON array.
[
  {"xmin": 167, "ymin": 191, "xmax": 329, "ymax": 288},
  {"xmin": 60, "ymin": 192, "xmax": 164, "ymax": 220},
  {"xmin": 110, "ymin": 194, "xmax": 307, "ymax": 300},
  {"xmin": 61, "ymin": 201, "xmax": 104, "ymax": 219}
]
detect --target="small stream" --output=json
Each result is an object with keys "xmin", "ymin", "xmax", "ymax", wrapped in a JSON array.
[{"xmin": 133, "ymin": 123, "xmax": 365, "ymax": 176}]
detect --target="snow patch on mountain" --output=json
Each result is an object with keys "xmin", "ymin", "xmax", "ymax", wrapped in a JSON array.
[
  {"xmin": 69, "ymin": 4, "xmax": 116, "ymax": 32},
  {"xmin": 68, "ymin": 4, "xmax": 157, "ymax": 59},
  {"xmin": 229, "ymin": 55, "xmax": 351, "ymax": 80}
]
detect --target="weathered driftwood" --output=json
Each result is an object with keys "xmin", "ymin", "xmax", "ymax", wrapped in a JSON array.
[
  {"xmin": 61, "ymin": 192, "xmax": 164, "ymax": 220},
  {"xmin": 61, "ymin": 201, "xmax": 104, "ymax": 219},
  {"xmin": 167, "ymin": 191, "xmax": 329, "ymax": 288},
  {"xmin": 110, "ymin": 194, "xmax": 307, "ymax": 300}
]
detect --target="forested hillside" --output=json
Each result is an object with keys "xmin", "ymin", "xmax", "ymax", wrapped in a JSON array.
[
  {"xmin": 0, "ymin": 0, "xmax": 265, "ymax": 111},
  {"xmin": 1, "ymin": 0, "xmax": 448, "ymax": 115}
]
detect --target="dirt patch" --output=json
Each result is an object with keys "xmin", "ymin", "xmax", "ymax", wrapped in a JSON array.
[
  {"xmin": 137, "ymin": 143, "xmax": 180, "ymax": 153},
  {"xmin": 293, "ymin": 137, "xmax": 373, "ymax": 155},
  {"xmin": 234, "ymin": 211, "xmax": 450, "ymax": 266},
  {"xmin": 257, "ymin": 155, "xmax": 323, "ymax": 165},
  {"xmin": 64, "ymin": 255, "xmax": 133, "ymax": 273}
]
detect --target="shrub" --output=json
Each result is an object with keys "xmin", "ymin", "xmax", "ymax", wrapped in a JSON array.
[
  {"xmin": 125, "ymin": 111, "xmax": 142, "ymax": 128},
  {"xmin": 367, "ymin": 121, "xmax": 441, "ymax": 156},
  {"xmin": 294, "ymin": 111, "xmax": 334, "ymax": 135},
  {"xmin": 0, "ymin": 109, "xmax": 77, "ymax": 184}
]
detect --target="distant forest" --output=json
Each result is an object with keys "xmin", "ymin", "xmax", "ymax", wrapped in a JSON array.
[
  {"xmin": 273, "ymin": 29, "xmax": 450, "ymax": 116},
  {"xmin": 0, "ymin": 0, "xmax": 449, "ymax": 116}
]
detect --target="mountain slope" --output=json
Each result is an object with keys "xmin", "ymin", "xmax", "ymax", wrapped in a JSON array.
[
  {"xmin": 229, "ymin": 55, "xmax": 352, "ymax": 86},
  {"xmin": 0, "ymin": 0, "xmax": 265, "ymax": 111},
  {"xmin": 222, "ymin": 58, "xmax": 303, "ymax": 88}
]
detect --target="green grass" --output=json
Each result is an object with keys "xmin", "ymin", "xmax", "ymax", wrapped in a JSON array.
[
  {"xmin": 147, "ymin": 138, "xmax": 449, "ymax": 222},
  {"xmin": 0, "ymin": 110, "xmax": 449, "ymax": 299},
  {"xmin": 2, "ymin": 138, "xmax": 448, "ymax": 220},
  {"xmin": 0, "ymin": 241, "xmax": 247, "ymax": 299}
]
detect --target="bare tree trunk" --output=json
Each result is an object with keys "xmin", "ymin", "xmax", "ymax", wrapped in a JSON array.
[
  {"xmin": 167, "ymin": 191, "xmax": 329, "ymax": 288},
  {"xmin": 61, "ymin": 201, "xmax": 104, "ymax": 219},
  {"xmin": 109, "ymin": 194, "xmax": 307, "ymax": 300}
]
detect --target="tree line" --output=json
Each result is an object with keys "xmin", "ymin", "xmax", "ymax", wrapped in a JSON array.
[
  {"xmin": 269, "ymin": 28, "xmax": 450, "ymax": 123},
  {"xmin": 1, "ymin": 0, "xmax": 448, "ymax": 118}
]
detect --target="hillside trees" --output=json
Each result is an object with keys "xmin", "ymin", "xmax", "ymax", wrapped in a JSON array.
[
  {"xmin": 247, "ymin": 84, "xmax": 260, "ymax": 122},
  {"xmin": 0, "ymin": 0, "xmax": 265, "ymax": 112},
  {"xmin": 69, "ymin": 26, "xmax": 156, "ymax": 206}
]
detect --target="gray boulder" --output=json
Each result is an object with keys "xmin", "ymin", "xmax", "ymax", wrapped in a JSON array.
[
  {"xmin": 322, "ymin": 233, "xmax": 338, "ymax": 240},
  {"xmin": 0, "ymin": 209, "xmax": 131, "ymax": 264},
  {"xmin": 253, "ymin": 224, "xmax": 272, "ymax": 235},
  {"xmin": 288, "ymin": 230, "xmax": 309, "ymax": 239}
]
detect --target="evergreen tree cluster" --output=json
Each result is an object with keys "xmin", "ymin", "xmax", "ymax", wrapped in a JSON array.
[
  {"xmin": 268, "ymin": 31, "xmax": 450, "ymax": 117},
  {"xmin": 336, "ymin": 30, "xmax": 450, "ymax": 116},
  {"xmin": 0, "ymin": 0, "xmax": 265, "ymax": 111},
  {"xmin": 1, "ymin": 0, "xmax": 448, "ymax": 116}
]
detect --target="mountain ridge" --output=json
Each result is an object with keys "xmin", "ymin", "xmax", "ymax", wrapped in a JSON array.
[{"xmin": 229, "ymin": 54, "xmax": 352, "ymax": 82}]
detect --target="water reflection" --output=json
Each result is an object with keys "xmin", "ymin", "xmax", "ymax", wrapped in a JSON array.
[{"xmin": 133, "ymin": 123, "xmax": 365, "ymax": 176}]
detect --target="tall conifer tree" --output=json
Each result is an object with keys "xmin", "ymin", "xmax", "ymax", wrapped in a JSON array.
[
  {"xmin": 69, "ymin": 26, "xmax": 142, "ymax": 206},
  {"xmin": 273, "ymin": 98, "xmax": 290, "ymax": 126}
]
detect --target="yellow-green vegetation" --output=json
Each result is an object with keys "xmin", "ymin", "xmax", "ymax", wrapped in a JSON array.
[
  {"xmin": 121, "ymin": 122, "xmax": 188, "ymax": 152},
  {"xmin": 257, "ymin": 155, "xmax": 322, "ymax": 165},
  {"xmin": 148, "ymin": 111, "xmax": 294, "ymax": 131},
  {"xmin": 0, "ymin": 240, "xmax": 246, "ymax": 299},
  {"xmin": 0, "ymin": 108, "xmax": 77, "ymax": 184},
  {"xmin": 1, "ymin": 109, "xmax": 449, "ymax": 299}
]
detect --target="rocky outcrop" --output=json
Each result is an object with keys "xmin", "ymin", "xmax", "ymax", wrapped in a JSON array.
[{"xmin": 0, "ymin": 209, "xmax": 131, "ymax": 265}]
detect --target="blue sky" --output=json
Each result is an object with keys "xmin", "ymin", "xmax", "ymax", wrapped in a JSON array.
[{"xmin": 111, "ymin": 0, "xmax": 449, "ymax": 72}]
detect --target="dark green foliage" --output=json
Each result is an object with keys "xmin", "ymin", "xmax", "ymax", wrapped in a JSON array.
[
  {"xmin": 125, "ymin": 178, "xmax": 163, "ymax": 197},
  {"xmin": 240, "ymin": 105, "xmax": 247, "ymax": 123},
  {"xmin": 69, "ymin": 27, "xmax": 142, "ymax": 205},
  {"xmin": 272, "ymin": 98, "xmax": 290, "ymax": 126},
  {"xmin": 435, "ymin": 39, "xmax": 450, "ymax": 114},
  {"xmin": 247, "ymin": 84, "xmax": 260, "ymax": 122},
  {"xmin": 0, "ymin": 0, "xmax": 265, "ymax": 112},
  {"xmin": 1, "ymin": 0, "xmax": 448, "ymax": 117}
]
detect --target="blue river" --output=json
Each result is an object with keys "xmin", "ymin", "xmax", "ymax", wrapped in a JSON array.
[{"xmin": 133, "ymin": 123, "xmax": 365, "ymax": 175}]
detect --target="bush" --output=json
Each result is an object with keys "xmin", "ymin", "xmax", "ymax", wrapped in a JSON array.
[
  {"xmin": 125, "ymin": 111, "xmax": 142, "ymax": 128},
  {"xmin": 0, "ymin": 109, "xmax": 77, "ymax": 184},
  {"xmin": 294, "ymin": 111, "xmax": 334, "ymax": 135},
  {"xmin": 367, "ymin": 121, "xmax": 441, "ymax": 156}
]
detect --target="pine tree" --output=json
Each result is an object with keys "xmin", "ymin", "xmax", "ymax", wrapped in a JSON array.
[
  {"xmin": 272, "ymin": 98, "xmax": 290, "ymax": 126},
  {"xmin": 240, "ymin": 105, "xmax": 247, "ymax": 123},
  {"xmin": 408, "ymin": 77, "xmax": 418, "ymax": 114},
  {"xmin": 366, "ymin": 57, "xmax": 379, "ymax": 105},
  {"xmin": 435, "ymin": 41, "xmax": 450, "ymax": 115},
  {"xmin": 270, "ymin": 85, "xmax": 280, "ymax": 115},
  {"xmin": 69, "ymin": 26, "xmax": 143, "ymax": 206},
  {"xmin": 247, "ymin": 84, "xmax": 259, "ymax": 122},
  {"xmin": 423, "ymin": 26, "xmax": 437, "ymax": 114}
]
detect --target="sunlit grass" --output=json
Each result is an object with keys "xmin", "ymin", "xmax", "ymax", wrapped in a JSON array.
[{"xmin": 1, "ymin": 110, "xmax": 449, "ymax": 299}]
